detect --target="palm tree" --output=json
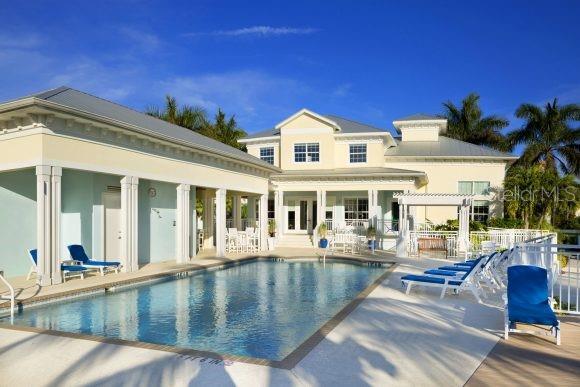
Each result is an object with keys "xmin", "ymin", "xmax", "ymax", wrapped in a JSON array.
[
  {"xmin": 146, "ymin": 95, "xmax": 208, "ymax": 132},
  {"xmin": 509, "ymin": 98, "xmax": 580, "ymax": 176},
  {"xmin": 441, "ymin": 93, "xmax": 510, "ymax": 151},
  {"xmin": 202, "ymin": 109, "xmax": 247, "ymax": 150}
]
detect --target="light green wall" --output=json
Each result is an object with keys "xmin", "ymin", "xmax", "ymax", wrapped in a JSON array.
[
  {"xmin": 0, "ymin": 169, "xmax": 36, "ymax": 277},
  {"xmin": 138, "ymin": 180, "xmax": 177, "ymax": 264},
  {"xmin": 60, "ymin": 170, "xmax": 121, "ymax": 260}
]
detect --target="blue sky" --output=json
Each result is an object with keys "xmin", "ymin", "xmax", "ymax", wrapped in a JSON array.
[{"xmin": 1, "ymin": 0, "xmax": 579, "ymax": 136}]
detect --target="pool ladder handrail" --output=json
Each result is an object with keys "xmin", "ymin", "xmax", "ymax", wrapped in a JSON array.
[{"xmin": 0, "ymin": 271, "xmax": 15, "ymax": 323}]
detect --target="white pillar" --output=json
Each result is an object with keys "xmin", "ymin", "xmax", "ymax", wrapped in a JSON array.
[
  {"xmin": 260, "ymin": 194, "xmax": 268, "ymax": 251},
  {"xmin": 215, "ymin": 188, "xmax": 227, "ymax": 256},
  {"xmin": 247, "ymin": 196, "xmax": 257, "ymax": 227},
  {"xmin": 190, "ymin": 186, "xmax": 197, "ymax": 258},
  {"xmin": 50, "ymin": 167, "xmax": 62, "ymax": 284},
  {"xmin": 232, "ymin": 194, "xmax": 242, "ymax": 229},
  {"xmin": 368, "ymin": 189, "xmax": 378, "ymax": 227},
  {"xmin": 121, "ymin": 176, "xmax": 138, "ymax": 272},
  {"xmin": 396, "ymin": 201, "xmax": 408, "ymax": 257},
  {"xmin": 203, "ymin": 189, "xmax": 214, "ymax": 249},
  {"xmin": 36, "ymin": 166, "xmax": 52, "ymax": 286},
  {"xmin": 317, "ymin": 190, "xmax": 326, "ymax": 227},
  {"xmin": 274, "ymin": 189, "xmax": 284, "ymax": 238},
  {"xmin": 176, "ymin": 184, "xmax": 190, "ymax": 263},
  {"xmin": 458, "ymin": 200, "xmax": 470, "ymax": 255}
]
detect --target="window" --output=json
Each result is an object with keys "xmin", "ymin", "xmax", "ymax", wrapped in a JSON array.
[
  {"xmin": 294, "ymin": 143, "xmax": 319, "ymax": 163},
  {"xmin": 458, "ymin": 181, "xmax": 490, "ymax": 195},
  {"xmin": 267, "ymin": 199, "xmax": 275, "ymax": 220},
  {"xmin": 344, "ymin": 198, "xmax": 369, "ymax": 221},
  {"xmin": 472, "ymin": 200, "xmax": 490, "ymax": 222},
  {"xmin": 260, "ymin": 147, "xmax": 274, "ymax": 165},
  {"xmin": 349, "ymin": 144, "xmax": 367, "ymax": 163}
]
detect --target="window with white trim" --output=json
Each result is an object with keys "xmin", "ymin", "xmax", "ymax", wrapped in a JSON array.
[
  {"xmin": 294, "ymin": 143, "xmax": 319, "ymax": 163},
  {"xmin": 458, "ymin": 181, "xmax": 490, "ymax": 195},
  {"xmin": 259, "ymin": 147, "xmax": 275, "ymax": 164},
  {"xmin": 349, "ymin": 144, "xmax": 367, "ymax": 163},
  {"xmin": 344, "ymin": 198, "xmax": 369, "ymax": 221},
  {"xmin": 472, "ymin": 200, "xmax": 490, "ymax": 222}
]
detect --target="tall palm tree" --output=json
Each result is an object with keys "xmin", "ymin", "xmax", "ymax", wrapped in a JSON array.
[
  {"xmin": 146, "ymin": 95, "xmax": 208, "ymax": 132},
  {"xmin": 441, "ymin": 93, "xmax": 510, "ymax": 151},
  {"xmin": 509, "ymin": 98, "xmax": 580, "ymax": 175},
  {"xmin": 202, "ymin": 109, "xmax": 247, "ymax": 150}
]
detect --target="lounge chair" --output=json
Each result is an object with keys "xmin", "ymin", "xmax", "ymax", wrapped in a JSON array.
[
  {"xmin": 67, "ymin": 245, "xmax": 121, "ymax": 275},
  {"xmin": 401, "ymin": 257, "xmax": 486, "ymax": 302},
  {"xmin": 28, "ymin": 249, "xmax": 89, "ymax": 282},
  {"xmin": 504, "ymin": 265, "xmax": 560, "ymax": 345}
]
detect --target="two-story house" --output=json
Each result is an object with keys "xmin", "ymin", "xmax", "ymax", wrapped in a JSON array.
[{"xmin": 240, "ymin": 109, "xmax": 517, "ymax": 247}]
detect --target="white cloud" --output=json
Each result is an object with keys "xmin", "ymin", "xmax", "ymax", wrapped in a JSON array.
[
  {"xmin": 185, "ymin": 26, "xmax": 318, "ymax": 38},
  {"xmin": 0, "ymin": 33, "xmax": 42, "ymax": 49},
  {"xmin": 119, "ymin": 27, "xmax": 161, "ymax": 53},
  {"xmin": 332, "ymin": 83, "xmax": 352, "ymax": 97}
]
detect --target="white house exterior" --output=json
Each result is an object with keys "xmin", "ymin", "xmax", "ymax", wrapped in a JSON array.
[
  {"xmin": 0, "ymin": 87, "xmax": 517, "ymax": 284},
  {"xmin": 240, "ymin": 109, "xmax": 517, "ymax": 248}
]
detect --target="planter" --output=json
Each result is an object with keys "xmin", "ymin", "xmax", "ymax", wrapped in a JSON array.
[
  {"xmin": 267, "ymin": 237, "xmax": 276, "ymax": 251},
  {"xmin": 368, "ymin": 239, "xmax": 376, "ymax": 251},
  {"xmin": 319, "ymin": 238, "xmax": 329, "ymax": 248}
]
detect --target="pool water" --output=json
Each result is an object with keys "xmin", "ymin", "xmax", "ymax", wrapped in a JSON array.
[{"xmin": 4, "ymin": 259, "xmax": 387, "ymax": 360}]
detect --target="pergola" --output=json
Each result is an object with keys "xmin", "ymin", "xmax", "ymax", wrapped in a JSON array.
[{"xmin": 394, "ymin": 193, "xmax": 473, "ymax": 257}]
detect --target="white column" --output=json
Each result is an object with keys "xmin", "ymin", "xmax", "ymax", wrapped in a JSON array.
[
  {"xmin": 176, "ymin": 184, "xmax": 190, "ymax": 263},
  {"xmin": 232, "ymin": 194, "xmax": 242, "ymax": 229},
  {"xmin": 247, "ymin": 196, "xmax": 257, "ymax": 227},
  {"xmin": 50, "ymin": 167, "xmax": 62, "ymax": 284},
  {"xmin": 274, "ymin": 189, "xmax": 284, "ymax": 238},
  {"xmin": 36, "ymin": 166, "xmax": 52, "ymax": 286},
  {"xmin": 215, "ymin": 188, "xmax": 227, "ymax": 256},
  {"xmin": 259, "ymin": 194, "xmax": 268, "ymax": 251},
  {"xmin": 130, "ymin": 177, "xmax": 139, "ymax": 272},
  {"xmin": 121, "ymin": 176, "xmax": 139, "ymax": 272},
  {"xmin": 317, "ymin": 190, "xmax": 326, "ymax": 227},
  {"xmin": 190, "ymin": 186, "xmax": 197, "ymax": 258},
  {"xmin": 203, "ymin": 189, "xmax": 214, "ymax": 249},
  {"xmin": 368, "ymin": 189, "xmax": 378, "ymax": 227},
  {"xmin": 396, "ymin": 201, "xmax": 408, "ymax": 257},
  {"xmin": 458, "ymin": 201, "xmax": 470, "ymax": 255}
]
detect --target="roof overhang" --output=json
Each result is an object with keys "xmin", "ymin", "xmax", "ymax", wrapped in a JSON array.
[
  {"xmin": 392, "ymin": 118, "xmax": 448, "ymax": 134},
  {"xmin": 271, "ymin": 169, "xmax": 428, "ymax": 185},
  {"xmin": 0, "ymin": 97, "xmax": 281, "ymax": 174}
]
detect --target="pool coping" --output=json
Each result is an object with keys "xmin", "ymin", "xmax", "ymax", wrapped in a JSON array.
[{"xmin": 0, "ymin": 256, "xmax": 397, "ymax": 370}]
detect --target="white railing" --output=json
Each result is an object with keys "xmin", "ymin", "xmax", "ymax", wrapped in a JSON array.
[
  {"xmin": 471, "ymin": 229, "xmax": 549, "ymax": 251},
  {"xmin": 509, "ymin": 234, "xmax": 579, "ymax": 315},
  {"xmin": 408, "ymin": 231, "xmax": 459, "ymax": 257},
  {"xmin": 241, "ymin": 218, "xmax": 258, "ymax": 231}
]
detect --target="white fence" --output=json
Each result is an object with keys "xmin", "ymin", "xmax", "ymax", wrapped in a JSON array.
[
  {"xmin": 510, "ymin": 234, "xmax": 579, "ymax": 315},
  {"xmin": 471, "ymin": 229, "xmax": 549, "ymax": 251}
]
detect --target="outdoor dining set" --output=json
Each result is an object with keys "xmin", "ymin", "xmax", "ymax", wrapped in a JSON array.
[{"xmin": 225, "ymin": 227, "xmax": 260, "ymax": 253}]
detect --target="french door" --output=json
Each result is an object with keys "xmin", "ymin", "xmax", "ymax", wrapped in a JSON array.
[{"xmin": 286, "ymin": 199, "xmax": 317, "ymax": 234}]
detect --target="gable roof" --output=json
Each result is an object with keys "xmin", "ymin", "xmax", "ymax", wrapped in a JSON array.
[
  {"xmin": 385, "ymin": 136, "xmax": 517, "ymax": 159},
  {"xmin": 2, "ymin": 86, "xmax": 279, "ymax": 171},
  {"xmin": 242, "ymin": 113, "xmax": 391, "ymax": 140},
  {"xmin": 394, "ymin": 113, "xmax": 443, "ymax": 121}
]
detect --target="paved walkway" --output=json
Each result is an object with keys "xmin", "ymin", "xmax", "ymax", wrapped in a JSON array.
[{"xmin": 0, "ymin": 251, "xmax": 576, "ymax": 386}]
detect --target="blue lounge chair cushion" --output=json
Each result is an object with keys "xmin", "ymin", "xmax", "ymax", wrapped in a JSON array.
[
  {"xmin": 438, "ymin": 265, "xmax": 469, "ymax": 272},
  {"xmin": 507, "ymin": 265, "xmax": 558, "ymax": 326},
  {"xmin": 424, "ymin": 269, "xmax": 464, "ymax": 277},
  {"xmin": 68, "ymin": 245, "xmax": 121, "ymax": 267},
  {"xmin": 61, "ymin": 265, "xmax": 88, "ymax": 272},
  {"xmin": 29, "ymin": 249, "xmax": 38, "ymax": 265},
  {"xmin": 401, "ymin": 274, "xmax": 462, "ymax": 287}
]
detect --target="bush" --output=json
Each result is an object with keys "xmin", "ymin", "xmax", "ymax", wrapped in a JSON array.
[{"xmin": 487, "ymin": 217, "xmax": 524, "ymax": 229}]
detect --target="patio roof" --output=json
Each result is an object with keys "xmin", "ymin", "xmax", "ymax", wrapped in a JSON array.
[{"xmin": 271, "ymin": 167, "xmax": 428, "ymax": 183}]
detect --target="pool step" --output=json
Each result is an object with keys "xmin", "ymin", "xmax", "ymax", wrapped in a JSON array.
[{"xmin": 276, "ymin": 234, "xmax": 314, "ymax": 248}]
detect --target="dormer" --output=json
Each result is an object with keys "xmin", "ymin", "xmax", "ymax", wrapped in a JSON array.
[{"xmin": 392, "ymin": 114, "xmax": 447, "ymax": 142}]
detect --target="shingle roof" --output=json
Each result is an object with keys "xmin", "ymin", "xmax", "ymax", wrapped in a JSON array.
[
  {"xmin": 243, "ymin": 114, "xmax": 389, "ymax": 139},
  {"xmin": 394, "ymin": 113, "xmax": 443, "ymax": 121},
  {"xmin": 14, "ymin": 86, "xmax": 278, "ymax": 170},
  {"xmin": 385, "ymin": 136, "xmax": 517, "ymax": 159}
]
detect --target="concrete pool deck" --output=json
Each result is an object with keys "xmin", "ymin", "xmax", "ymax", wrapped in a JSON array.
[{"xmin": 1, "ymin": 250, "xmax": 577, "ymax": 386}]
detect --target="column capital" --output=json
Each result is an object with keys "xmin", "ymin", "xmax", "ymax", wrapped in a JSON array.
[
  {"xmin": 51, "ymin": 166, "xmax": 62, "ymax": 177},
  {"xmin": 177, "ymin": 183, "xmax": 190, "ymax": 192},
  {"xmin": 36, "ymin": 165, "xmax": 52, "ymax": 176}
]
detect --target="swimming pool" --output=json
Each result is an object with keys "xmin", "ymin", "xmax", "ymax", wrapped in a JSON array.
[{"xmin": 3, "ymin": 259, "xmax": 389, "ymax": 362}]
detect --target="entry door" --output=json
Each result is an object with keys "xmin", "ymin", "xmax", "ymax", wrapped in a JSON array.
[
  {"xmin": 286, "ymin": 199, "xmax": 312, "ymax": 234},
  {"xmin": 103, "ymin": 192, "xmax": 122, "ymax": 260}
]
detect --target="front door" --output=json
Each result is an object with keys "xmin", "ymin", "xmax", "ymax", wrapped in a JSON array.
[
  {"xmin": 103, "ymin": 192, "xmax": 122, "ymax": 261},
  {"xmin": 286, "ymin": 198, "xmax": 315, "ymax": 234}
]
